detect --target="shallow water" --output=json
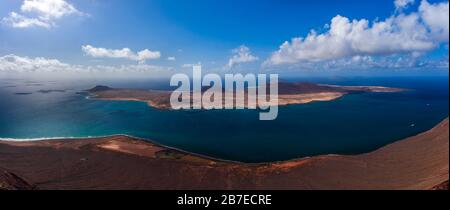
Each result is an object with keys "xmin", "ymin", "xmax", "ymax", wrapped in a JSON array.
[{"xmin": 0, "ymin": 76, "xmax": 448, "ymax": 162}]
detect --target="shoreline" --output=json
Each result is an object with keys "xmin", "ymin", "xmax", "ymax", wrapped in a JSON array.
[
  {"xmin": 85, "ymin": 83, "xmax": 406, "ymax": 110},
  {"xmin": 0, "ymin": 116, "xmax": 447, "ymax": 165},
  {"xmin": 0, "ymin": 134, "xmax": 248, "ymax": 165},
  {"xmin": 0, "ymin": 134, "xmax": 342, "ymax": 165},
  {"xmin": 0, "ymin": 118, "xmax": 448, "ymax": 190}
]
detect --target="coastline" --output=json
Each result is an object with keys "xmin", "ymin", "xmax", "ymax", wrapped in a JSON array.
[
  {"xmin": 85, "ymin": 83, "xmax": 405, "ymax": 110},
  {"xmin": 0, "ymin": 116, "xmax": 447, "ymax": 165},
  {"xmin": 0, "ymin": 134, "xmax": 248, "ymax": 164},
  {"xmin": 0, "ymin": 118, "xmax": 448, "ymax": 190}
]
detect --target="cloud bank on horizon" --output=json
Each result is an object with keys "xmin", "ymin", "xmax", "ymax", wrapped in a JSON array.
[
  {"xmin": 0, "ymin": 54, "xmax": 174, "ymax": 78},
  {"xmin": 0, "ymin": 0, "xmax": 448, "ymax": 77}
]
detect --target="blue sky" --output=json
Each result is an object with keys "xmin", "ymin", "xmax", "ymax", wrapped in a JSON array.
[{"xmin": 0, "ymin": 0, "xmax": 448, "ymax": 78}]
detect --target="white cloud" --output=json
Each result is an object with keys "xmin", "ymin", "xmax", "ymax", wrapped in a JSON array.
[
  {"xmin": 2, "ymin": 12, "xmax": 51, "ymax": 28},
  {"xmin": 419, "ymin": 0, "xmax": 449, "ymax": 42},
  {"xmin": 0, "ymin": 54, "xmax": 173, "ymax": 77},
  {"xmin": 81, "ymin": 45, "xmax": 161, "ymax": 63},
  {"xmin": 21, "ymin": 0, "xmax": 81, "ymax": 20},
  {"xmin": 395, "ymin": 0, "xmax": 415, "ymax": 11},
  {"xmin": 264, "ymin": 54, "xmax": 448, "ymax": 72},
  {"xmin": 227, "ymin": 45, "xmax": 259, "ymax": 68},
  {"xmin": 167, "ymin": 56, "xmax": 176, "ymax": 61},
  {"xmin": 136, "ymin": 49, "xmax": 161, "ymax": 61},
  {"xmin": 0, "ymin": 54, "xmax": 74, "ymax": 73},
  {"xmin": 266, "ymin": 0, "xmax": 449, "ymax": 66},
  {"xmin": 2, "ymin": 0, "xmax": 83, "ymax": 28}
]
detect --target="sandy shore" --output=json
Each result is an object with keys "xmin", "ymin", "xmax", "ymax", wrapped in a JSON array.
[
  {"xmin": 87, "ymin": 83, "xmax": 405, "ymax": 110},
  {"xmin": 0, "ymin": 118, "xmax": 447, "ymax": 190},
  {"xmin": 277, "ymin": 92, "xmax": 345, "ymax": 105}
]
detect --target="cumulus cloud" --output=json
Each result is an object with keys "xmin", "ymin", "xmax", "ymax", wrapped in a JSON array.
[
  {"xmin": 395, "ymin": 0, "xmax": 415, "ymax": 11},
  {"xmin": 419, "ymin": 0, "xmax": 449, "ymax": 42},
  {"xmin": 82, "ymin": 45, "xmax": 161, "ymax": 63},
  {"xmin": 266, "ymin": 0, "xmax": 449, "ymax": 66},
  {"xmin": 167, "ymin": 57, "xmax": 176, "ymax": 61},
  {"xmin": 21, "ymin": 0, "xmax": 81, "ymax": 20},
  {"xmin": 0, "ymin": 54, "xmax": 173, "ymax": 77},
  {"xmin": 227, "ymin": 45, "xmax": 259, "ymax": 68},
  {"xmin": 2, "ymin": 12, "xmax": 51, "ymax": 28},
  {"xmin": 2, "ymin": 0, "xmax": 83, "ymax": 28}
]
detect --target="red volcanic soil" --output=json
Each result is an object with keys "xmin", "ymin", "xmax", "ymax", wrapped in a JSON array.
[{"xmin": 0, "ymin": 119, "xmax": 448, "ymax": 190}]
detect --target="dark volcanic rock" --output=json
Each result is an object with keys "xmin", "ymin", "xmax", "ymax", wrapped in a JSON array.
[
  {"xmin": 87, "ymin": 85, "xmax": 114, "ymax": 92},
  {"xmin": 0, "ymin": 168, "xmax": 37, "ymax": 190},
  {"xmin": 431, "ymin": 180, "xmax": 449, "ymax": 190},
  {"xmin": 37, "ymin": 89, "xmax": 66, "ymax": 94},
  {"xmin": 14, "ymin": 92, "xmax": 32, "ymax": 95}
]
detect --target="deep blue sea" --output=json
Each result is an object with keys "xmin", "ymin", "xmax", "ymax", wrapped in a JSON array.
[{"xmin": 0, "ymin": 76, "xmax": 448, "ymax": 163}]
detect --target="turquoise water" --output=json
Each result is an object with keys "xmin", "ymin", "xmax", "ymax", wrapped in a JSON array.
[{"xmin": 0, "ymin": 77, "xmax": 448, "ymax": 163}]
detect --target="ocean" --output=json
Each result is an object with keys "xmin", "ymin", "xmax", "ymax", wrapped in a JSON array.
[{"xmin": 0, "ymin": 76, "xmax": 448, "ymax": 163}]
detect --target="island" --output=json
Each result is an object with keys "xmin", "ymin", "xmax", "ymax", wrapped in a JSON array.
[
  {"xmin": 85, "ymin": 82, "xmax": 406, "ymax": 109},
  {"xmin": 0, "ymin": 118, "xmax": 447, "ymax": 190}
]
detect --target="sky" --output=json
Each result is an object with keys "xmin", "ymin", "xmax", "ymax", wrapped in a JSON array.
[{"xmin": 0, "ymin": 0, "xmax": 448, "ymax": 78}]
